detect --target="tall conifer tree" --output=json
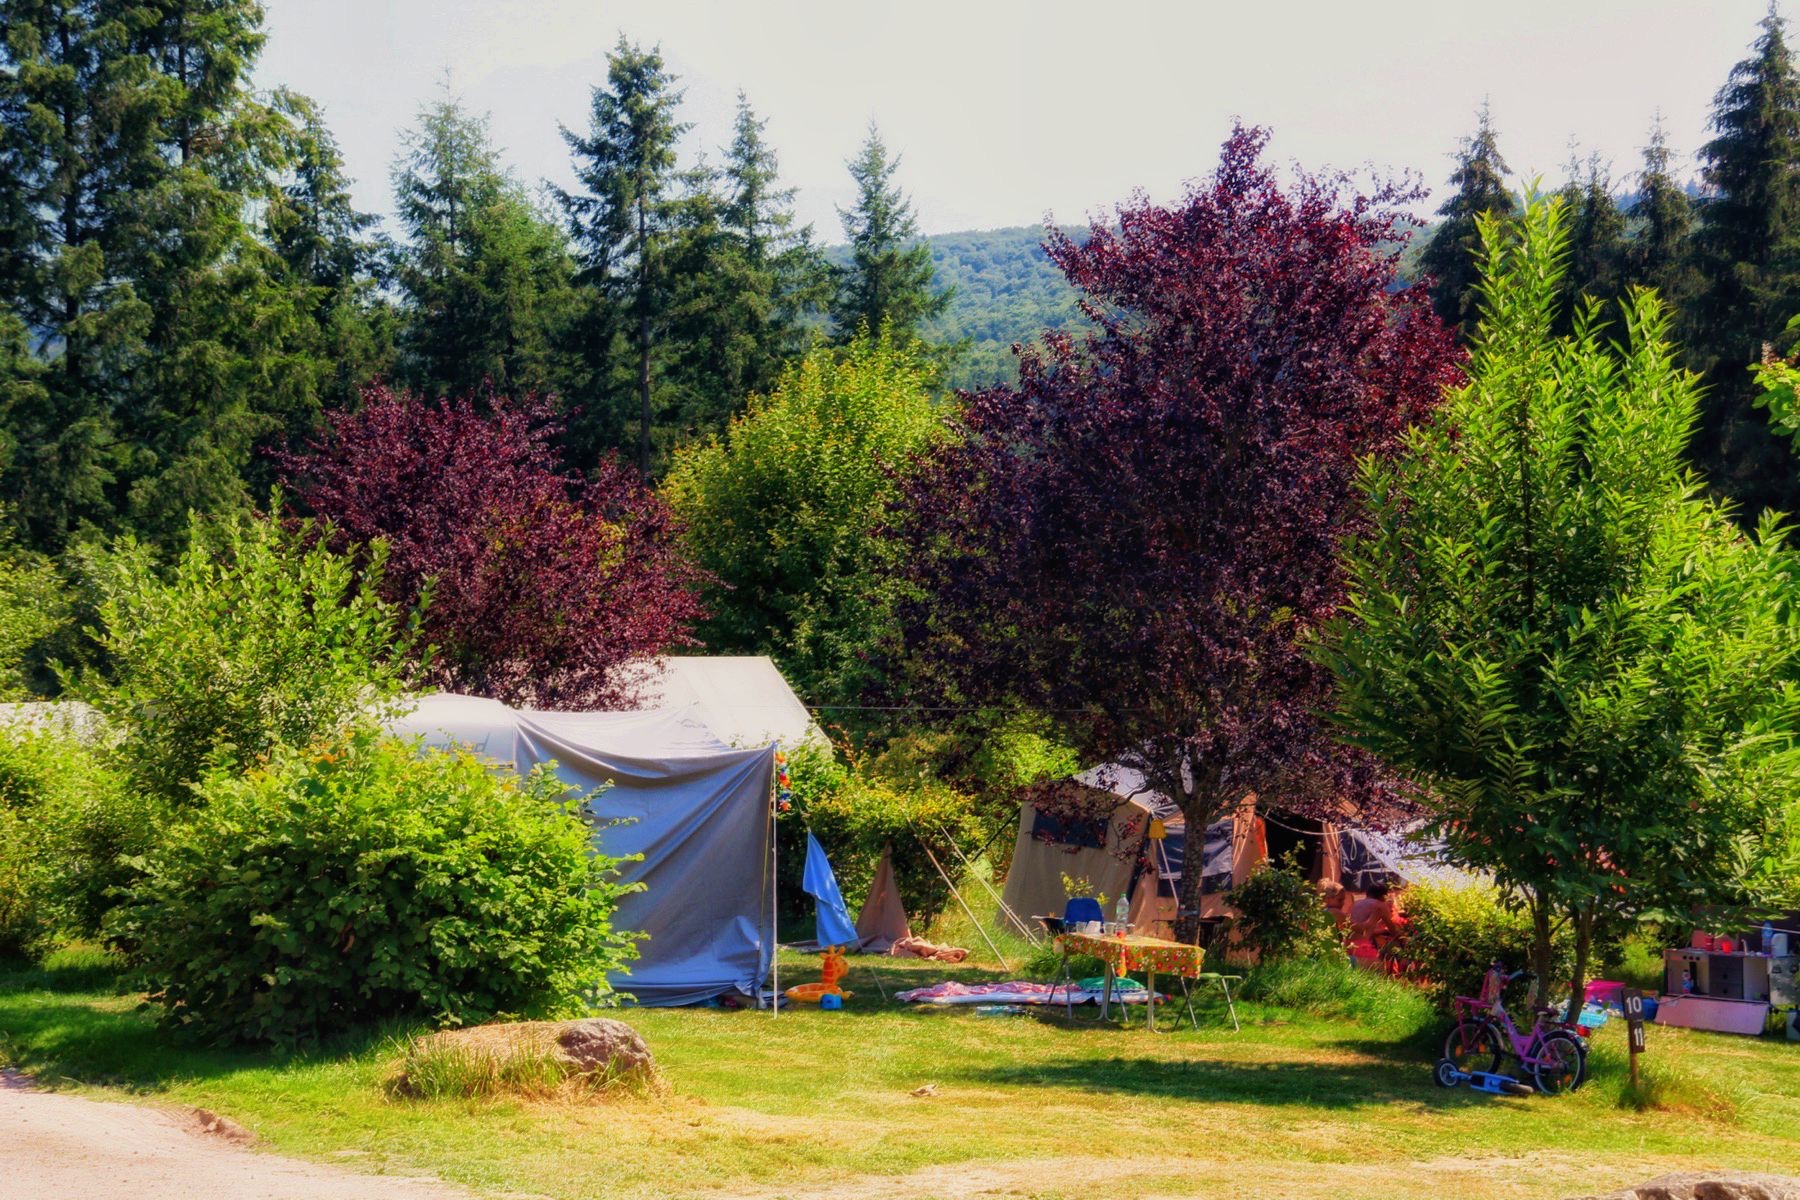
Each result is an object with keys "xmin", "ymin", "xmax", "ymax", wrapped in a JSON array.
[
  {"xmin": 830, "ymin": 124, "xmax": 951, "ymax": 343},
  {"xmin": 1628, "ymin": 115, "xmax": 1698, "ymax": 312},
  {"xmin": 1691, "ymin": 5, "xmax": 1800, "ymax": 519},
  {"xmin": 390, "ymin": 94, "xmax": 576, "ymax": 406},
  {"xmin": 1553, "ymin": 152, "xmax": 1629, "ymax": 335},
  {"xmin": 557, "ymin": 38, "xmax": 689, "ymax": 474},
  {"xmin": 1420, "ymin": 102, "xmax": 1519, "ymax": 339},
  {"xmin": 0, "ymin": 0, "xmax": 318, "ymax": 548}
]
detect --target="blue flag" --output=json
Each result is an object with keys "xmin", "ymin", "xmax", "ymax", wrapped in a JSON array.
[{"xmin": 802, "ymin": 831, "xmax": 860, "ymax": 948}]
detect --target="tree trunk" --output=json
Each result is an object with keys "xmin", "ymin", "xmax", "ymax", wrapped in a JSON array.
[
  {"xmin": 636, "ymin": 196, "xmax": 652, "ymax": 475},
  {"xmin": 1171, "ymin": 757, "xmax": 1226, "ymax": 947},
  {"xmin": 1565, "ymin": 904, "xmax": 1593, "ymax": 1026},
  {"xmin": 1528, "ymin": 892, "xmax": 1553, "ymax": 1009}
]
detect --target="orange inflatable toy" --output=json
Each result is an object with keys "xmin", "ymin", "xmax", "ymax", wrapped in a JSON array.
[{"xmin": 785, "ymin": 945, "xmax": 854, "ymax": 1004}]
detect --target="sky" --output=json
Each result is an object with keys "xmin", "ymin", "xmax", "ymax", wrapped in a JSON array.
[{"xmin": 258, "ymin": 0, "xmax": 1784, "ymax": 241}]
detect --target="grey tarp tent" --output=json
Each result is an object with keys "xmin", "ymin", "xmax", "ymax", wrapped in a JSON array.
[{"xmin": 388, "ymin": 694, "xmax": 777, "ymax": 1006}]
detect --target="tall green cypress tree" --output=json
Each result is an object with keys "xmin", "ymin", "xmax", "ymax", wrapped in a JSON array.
[
  {"xmin": 1690, "ymin": 5, "xmax": 1800, "ymax": 519},
  {"xmin": 1628, "ymin": 115, "xmax": 1698, "ymax": 312},
  {"xmin": 830, "ymin": 124, "xmax": 951, "ymax": 344},
  {"xmin": 557, "ymin": 37, "xmax": 689, "ymax": 474},
  {"xmin": 391, "ymin": 93, "xmax": 577, "ymax": 406},
  {"xmin": 1419, "ymin": 102, "xmax": 1519, "ymax": 339}
]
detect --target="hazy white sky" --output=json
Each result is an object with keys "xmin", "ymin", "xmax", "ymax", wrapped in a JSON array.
[{"xmin": 258, "ymin": 0, "xmax": 1784, "ymax": 239}]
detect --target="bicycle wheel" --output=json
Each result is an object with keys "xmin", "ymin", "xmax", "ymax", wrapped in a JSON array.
[
  {"xmin": 1442, "ymin": 1018, "xmax": 1502, "ymax": 1075},
  {"xmin": 1529, "ymin": 1030, "xmax": 1587, "ymax": 1096}
]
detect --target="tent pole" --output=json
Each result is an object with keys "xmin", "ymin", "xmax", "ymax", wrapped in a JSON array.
[
  {"xmin": 919, "ymin": 838, "xmax": 1010, "ymax": 972},
  {"xmin": 770, "ymin": 744, "xmax": 779, "ymax": 1020},
  {"xmin": 936, "ymin": 822, "xmax": 1041, "ymax": 946}
]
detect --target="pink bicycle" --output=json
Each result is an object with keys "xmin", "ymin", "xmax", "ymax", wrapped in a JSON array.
[{"xmin": 1440, "ymin": 962, "xmax": 1587, "ymax": 1096}]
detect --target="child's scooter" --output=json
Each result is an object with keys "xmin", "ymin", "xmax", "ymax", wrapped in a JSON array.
[{"xmin": 1433, "ymin": 1058, "xmax": 1535, "ymax": 1096}]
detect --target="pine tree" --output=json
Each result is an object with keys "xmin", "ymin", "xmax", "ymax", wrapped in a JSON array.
[
  {"xmin": 1627, "ymin": 115, "xmax": 1698, "ymax": 311},
  {"xmin": 1553, "ymin": 152, "xmax": 1629, "ymax": 334},
  {"xmin": 391, "ymin": 93, "xmax": 577, "ymax": 406},
  {"xmin": 1419, "ymin": 102, "xmax": 1519, "ymax": 339},
  {"xmin": 265, "ymin": 91, "xmax": 392, "ymax": 409},
  {"xmin": 556, "ymin": 38, "xmax": 689, "ymax": 474},
  {"xmin": 1691, "ymin": 5, "xmax": 1800, "ymax": 519},
  {"xmin": 718, "ymin": 94, "xmax": 831, "ymax": 397},
  {"xmin": 830, "ymin": 124, "xmax": 951, "ymax": 343},
  {"xmin": 0, "ymin": 0, "xmax": 326, "ymax": 549}
]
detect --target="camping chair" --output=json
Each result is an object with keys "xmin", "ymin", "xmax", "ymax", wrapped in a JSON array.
[
  {"xmin": 1056, "ymin": 897, "xmax": 1107, "ymax": 1019},
  {"xmin": 1168, "ymin": 909, "xmax": 1239, "ymax": 1033}
]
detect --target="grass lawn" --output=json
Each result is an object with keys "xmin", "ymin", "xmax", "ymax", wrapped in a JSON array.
[{"xmin": 2, "ymin": 943, "xmax": 1797, "ymax": 1200}]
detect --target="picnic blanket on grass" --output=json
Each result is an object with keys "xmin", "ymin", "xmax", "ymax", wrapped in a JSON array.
[{"xmin": 894, "ymin": 980, "xmax": 1162, "ymax": 1006}]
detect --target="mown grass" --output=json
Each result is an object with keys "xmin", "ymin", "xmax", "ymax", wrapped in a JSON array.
[{"xmin": 2, "ymin": 939, "xmax": 1797, "ymax": 1200}]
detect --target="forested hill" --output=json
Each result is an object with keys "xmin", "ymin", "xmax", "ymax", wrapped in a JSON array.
[
  {"xmin": 905, "ymin": 221, "xmax": 1434, "ymax": 392},
  {"xmin": 916, "ymin": 226, "xmax": 1082, "ymax": 391}
]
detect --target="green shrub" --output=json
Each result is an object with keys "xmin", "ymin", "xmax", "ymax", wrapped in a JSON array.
[
  {"xmin": 112, "ymin": 729, "xmax": 638, "ymax": 1047},
  {"xmin": 1399, "ymin": 881, "xmax": 1575, "ymax": 1004},
  {"xmin": 77, "ymin": 507, "xmax": 413, "ymax": 805},
  {"xmin": 0, "ymin": 727, "xmax": 149, "ymax": 953},
  {"xmin": 1222, "ymin": 856, "xmax": 1339, "ymax": 963},
  {"xmin": 0, "ymin": 520, "xmax": 69, "ymax": 699},
  {"xmin": 779, "ymin": 743, "xmax": 988, "ymax": 928}
]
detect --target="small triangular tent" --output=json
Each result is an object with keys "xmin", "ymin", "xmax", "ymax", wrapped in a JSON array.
[{"xmin": 854, "ymin": 846, "xmax": 912, "ymax": 952}]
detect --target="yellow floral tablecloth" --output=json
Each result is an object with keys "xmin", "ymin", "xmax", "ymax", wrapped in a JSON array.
[{"xmin": 1055, "ymin": 931, "xmax": 1205, "ymax": 979}]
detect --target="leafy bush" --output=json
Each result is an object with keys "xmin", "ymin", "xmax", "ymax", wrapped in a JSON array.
[
  {"xmin": 1399, "ymin": 881, "xmax": 1576, "ymax": 1004},
  {"xmin": 779, "ymin": 743, "xmax": 987, "ymax": 929},
  {"xmin": 113, "ymin": 730, "xmax": 638, "ymax": 1047},
  {"xmin": 1222, "ymin": 857, "xmax": 1339, "ymax": 963},
  {"xmin": 0, "ymin": 726, "xmax": 147, "ymax": 953},
  {"xmin": 78, "ymin": 507, "xmax": 413, "ymax": 804},
  {"xmin": 0, "ymin": 520, "xmax": 68, "ymax": 699}
]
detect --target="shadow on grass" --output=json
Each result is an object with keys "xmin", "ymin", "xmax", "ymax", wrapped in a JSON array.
[
  {"xmin": 956, "ymin": 1049, "xmax": 1493, "ymax": 1111},
  {"xmin": 0, "ymin": 955, "xmax": 418, "ymax": 1093}
]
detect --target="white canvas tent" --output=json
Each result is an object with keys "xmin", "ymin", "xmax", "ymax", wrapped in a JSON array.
[
  {"xmin": 387, "ymin": 694, "xmax": 778, "ymax": 1006},
  {"xmin": 619, "ymin": 656, "xmax": 825, "ymax": 749}
]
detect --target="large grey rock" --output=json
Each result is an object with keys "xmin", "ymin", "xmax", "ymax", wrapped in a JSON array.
[
  {"xmin": 406, "ymin": 1018, "xmax": 656, "ymax": 1087},
  {"xmin": 1574, "ymin": 1172, "xmax": 1800, "ymax": 1200}
]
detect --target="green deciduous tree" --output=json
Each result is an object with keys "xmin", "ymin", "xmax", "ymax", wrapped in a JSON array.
[
  {"xmin": 1420, "ymin": 102, "xmax": 1519, "ymax": 339},
  {"xmin": 391, "ymin": 93, "xmax": 577, "ymax": 405},
  {"xmin": 1319, "ymin": 197, "xmax": 1800, "ymax": 1020},
  {"xmin": 77, "ymin": 504, "xmax": 415, "ymax": 805},
  {"xmin": 830, "ymin": 124, "xmax": 951, "ymax": 344},
  {"xmin": 662, "ymin": 332, "xmax": 943, "ymax": 704}
]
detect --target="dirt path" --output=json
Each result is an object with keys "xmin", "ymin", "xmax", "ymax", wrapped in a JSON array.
[{"xmin": 0, "ymin": 1071, "xmax": 469, "ymax": 1200}]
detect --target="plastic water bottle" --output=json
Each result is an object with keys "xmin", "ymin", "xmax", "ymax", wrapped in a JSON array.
[{"xmin": 1114, "ymin": 892, "xmax": 1131, "ymax": 933}]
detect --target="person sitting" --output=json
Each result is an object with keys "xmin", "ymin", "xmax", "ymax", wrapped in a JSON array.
[{"xmin": 1320, "ymin": 881, "xmax": 1351, "ymax": 929}]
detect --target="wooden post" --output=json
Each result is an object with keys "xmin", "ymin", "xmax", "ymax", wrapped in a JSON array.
[{"xmin": 1623, "ymin": 987, "xmax": 1647, "ymax": 1087}]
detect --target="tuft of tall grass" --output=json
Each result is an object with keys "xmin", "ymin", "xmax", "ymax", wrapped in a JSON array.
[
  {"xmin": 1578, "ymin": 1037, "xmax": 1745, "ymax": 1121},
  {"xmin": 1237, "ymin": 955, "xmax": 1436, "ymax": 1038},
  {"xmin": 386, "ymin": 1034, "xmax": 663, "ymax": 1104}
]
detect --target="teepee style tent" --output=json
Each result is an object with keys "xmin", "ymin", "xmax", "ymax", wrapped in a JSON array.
[{"xmin": 387, "ymin": 694, "xmax": 778, "ymax": 1007}]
